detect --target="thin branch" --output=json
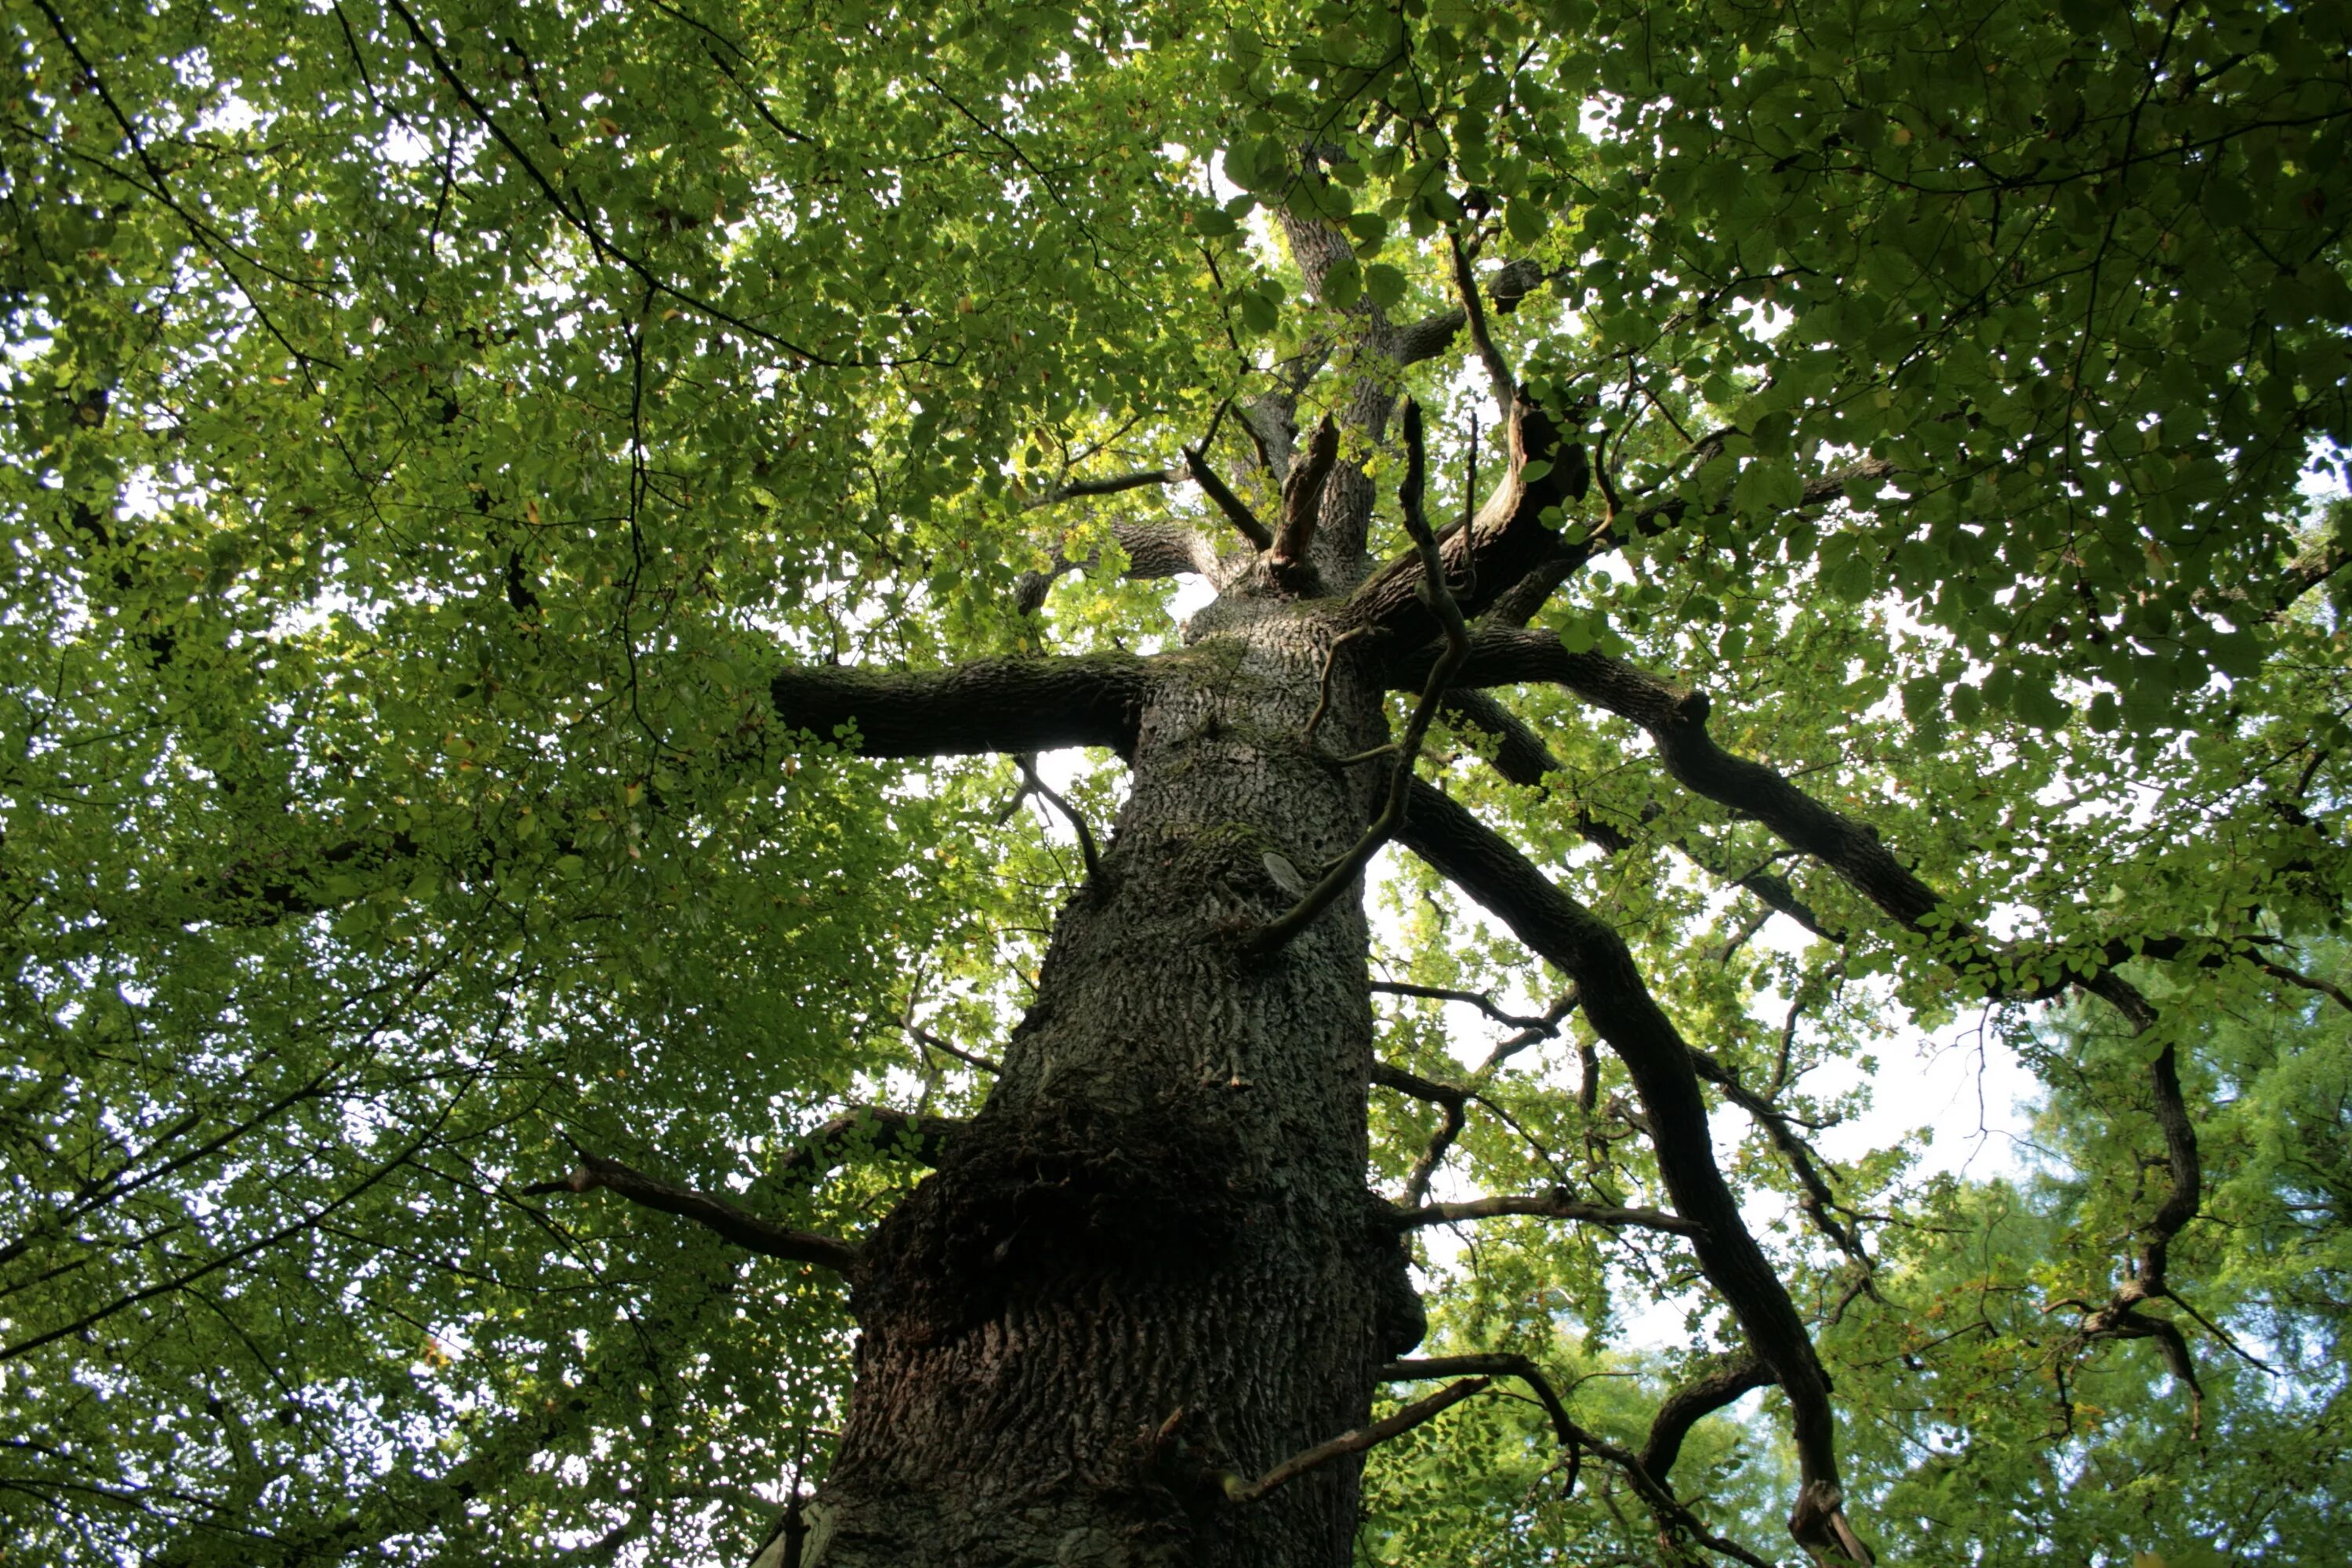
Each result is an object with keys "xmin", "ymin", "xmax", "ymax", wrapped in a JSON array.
[
  {"xmin": 908, "ymin": 1025, "xmax": 1001, "ymax": 1075},
  {"xmin": 1254, "ymin": 401, "xmax": 1468, "ymax": 953},
  {"xmin": 1221, "ymin": 1377, "xmax": 1490, "ymax": 1504},
  {"xmin": 1379, "ymin": 1356, "xmax": 1778, "ymax": 1568},
  {"xmin": 1370, "ymin": 980, "xmax": 1559, "ymax": 1033},
  {"xmin": 1182, "ymin": 445, "xmax": 1274, "ymax": 550},
  {"xmin": 1016, "ymin": 754, "xmax": 1103, "ymax": 884},
  {"xmin": 1304, "ymin": 626, "xmax": 1370, "ymax": 746},
  {"xmin": 1024, "ymin": 464, "xmax": 1185, "ymax": 510},
  {"xmin": 2255, "ymin": 955, "xmax": 2352, "ymax": 1014},
  {"xmin": 1388, "ymin": 1190, "xmax": 1703, "ymax": 1237},
  {"xmin": 522, "ymin": 1148, "xmax": 857, "ymax": 1272},
  {"xmin": 1449, "ymin": 229, "xmax": 1515, "ymax": 403},
  {"xmin": 379, "ymin": 0, "xmax": 837, "ymax": 365}
]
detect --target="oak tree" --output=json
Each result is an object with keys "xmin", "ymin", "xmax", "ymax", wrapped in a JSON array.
[{"xmin": 3, "ymin": 1, "xmax": 2348, "ymax": 1565}]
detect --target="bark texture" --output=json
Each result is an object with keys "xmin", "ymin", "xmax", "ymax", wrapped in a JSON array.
[{"xmin": 804, "ymin": 602, "xmax": 1424, "ymax": 1567}]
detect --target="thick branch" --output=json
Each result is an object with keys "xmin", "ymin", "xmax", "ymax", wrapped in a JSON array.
[
  {"xmin": 771, "ymin": 652, "xmax": 1148, "ymax": 758},
  {"xmin": 1391, "ymin": 258, "xmax": 1549, "ymax": 367},
  {"xmin": 1639, "ymin": 1358, "xmax": 1774, "ymax": 1481},
  {"xmin": 1387, "ymin": 1190, "xmax": 1702, "ymax": 1237},
  {"xmin": 1345, "ymin": 388, "xmax": 1588, "ymax": 648},
  {"xmin": 1222, "ymin": 1377, "xmax": 1490, "ymax": 1504},
  {"xmin": 1437, "ymin": 688, "xmax": 1842, "ymax": 942},
  {"xmin": 523, "ymin": 1150, "xmax": 857, "ymax": 1272},
  {"xmin": 1269, "ymin": 416, "xmax": 1338, "ymax": 581},
  {"xmin": 1012, "ymin": 520, "xmax": 1222, "ymax": 615},
  {"xmin": 1395, "ymin": 780, "xmax": 1866, "ymax": 1564}
]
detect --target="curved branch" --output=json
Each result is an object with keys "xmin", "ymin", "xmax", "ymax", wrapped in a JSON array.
[
  {"xmin": 1639, "ymin": 1357, "xmax": 1773, "ymax": 1481},
  {"xmin": 1395, "ymin": 779, "xmax": 1867, "ymax": 1565},
  {"xmin": 1370, "ymin": 978, "xmax": 1560, "ymax": 1033}
]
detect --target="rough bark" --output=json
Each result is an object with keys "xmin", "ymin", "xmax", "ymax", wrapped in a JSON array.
[{"xmin": 803, "ymin": 599, "xmax": 1425, "ymax": 1566}]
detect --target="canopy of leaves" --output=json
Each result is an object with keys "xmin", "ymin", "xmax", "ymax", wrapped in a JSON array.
[{"xmin": 2, "ymin": 0, "xmax": 2346, "ymax": 1563}]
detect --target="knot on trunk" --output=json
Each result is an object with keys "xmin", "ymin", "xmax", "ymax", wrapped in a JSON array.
[{"xmin": 856, "ymin": 1098, "xmax": 1256, "ymax": 1346}]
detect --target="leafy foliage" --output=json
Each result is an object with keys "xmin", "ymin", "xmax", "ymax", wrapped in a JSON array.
[{"xmin": 2, "ymin": 0, "xmax": 2347, "ymax": 1563}]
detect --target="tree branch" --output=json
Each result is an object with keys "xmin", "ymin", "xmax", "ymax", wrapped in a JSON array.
[
  {"xmin": 1448, "ymin": 230, "xmax": 1514, "ymax": 404},
  {"xmin": 1370, "ymin": 979, "xmax": 1560, "ymax": 1033},
  {"xmin": 1221, "ymin": 1377, "xmax": 1490, "ymax": 1504},
  {"xmin": 1012, "ymin": 520, "xmax": 1222, "ymax": 616},
  {"xmin": 1386, "ymin": 1189, "xmax": 1703, "ymax": 1237},
  {"xmin": 1394, "ymin": 779, "xmax": 1867, "ymax": 1564},
  {"xmin": 771, "ymin": 652, "xmax": 1149, "ymax": 759},
  {"xmin": 1345, "ymin": 388, "xmax": 1588, "ymax": 648},
  {"xmin": 1269, "ymin": 415, "xmax": 1338, "ymax": 583},
  {"xmin": 523, "ymin": 1149, "xmax": 858, "ymax": 1272},
  {"xmin": 1379, "ymin": 1356, "xmax": 1778, "ymax": 1568},
  {"xmin": 1639, "ymin": 1357, "xmax": 1774, "ymax": 1481},
  {"xmin": 1256, "ymin": 401, "xmax": 1468, "ymax": 952},
  {"xmin": 1025, "ymin": 464, "xmax": 1185, "ymax": 509},
  {"xmin": 1182, "ymin": 445, "xmax": 1274, "ymax": 551}
]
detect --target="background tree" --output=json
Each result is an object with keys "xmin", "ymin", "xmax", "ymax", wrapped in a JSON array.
[{"xmin": 2, "ymin": 1, "xmax": 2347, "ymax": 1565}]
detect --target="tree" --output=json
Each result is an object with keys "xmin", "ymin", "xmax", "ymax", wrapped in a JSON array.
[{"xmin": 2, "ymin": 0, "xmax": 2347, "ymax": 1563}]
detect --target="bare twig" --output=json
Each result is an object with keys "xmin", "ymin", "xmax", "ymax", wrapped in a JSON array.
[
  {"xmin": 521, "ymin": 1145, "xmax": 857, "ymax": 1272},
  {"xmin": 1387, "ymin": 1190, "xmax": 1702, "ymax": 1237},
  {"xmin": 1015, "ymin": 754, "xmax": 1104, "ymax": 884},
  {"xmin": 1222, "ymin": 1377, "xmax": 1490, "ymax": 1504}
]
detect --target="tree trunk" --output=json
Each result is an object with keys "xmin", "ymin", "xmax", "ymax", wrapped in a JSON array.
[{"xmin": 801, "ymin": 599, "xmax": 1421, "ymax": 1567}]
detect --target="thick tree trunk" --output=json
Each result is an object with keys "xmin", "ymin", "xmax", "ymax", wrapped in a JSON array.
[{"xmin": 800, "ymin": 601, "xmax": 1419, "ymax": 1567}]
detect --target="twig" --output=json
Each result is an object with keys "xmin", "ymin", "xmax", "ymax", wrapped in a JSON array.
[
  {"xmin": 1222, "ymin": 1377, "xmax": 1490, "ymax": 1503},
  {"xmin": 521, "ymin": 1145, "xmax": 857, "ymax": 1272},
  {"xmin": 1386, "ymin": 1190, "xmax": 1703, "ymax": 1237},
  {"xmin": 1015, "ymin": 755, "xmax": 1103, "ymax": 884}
]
